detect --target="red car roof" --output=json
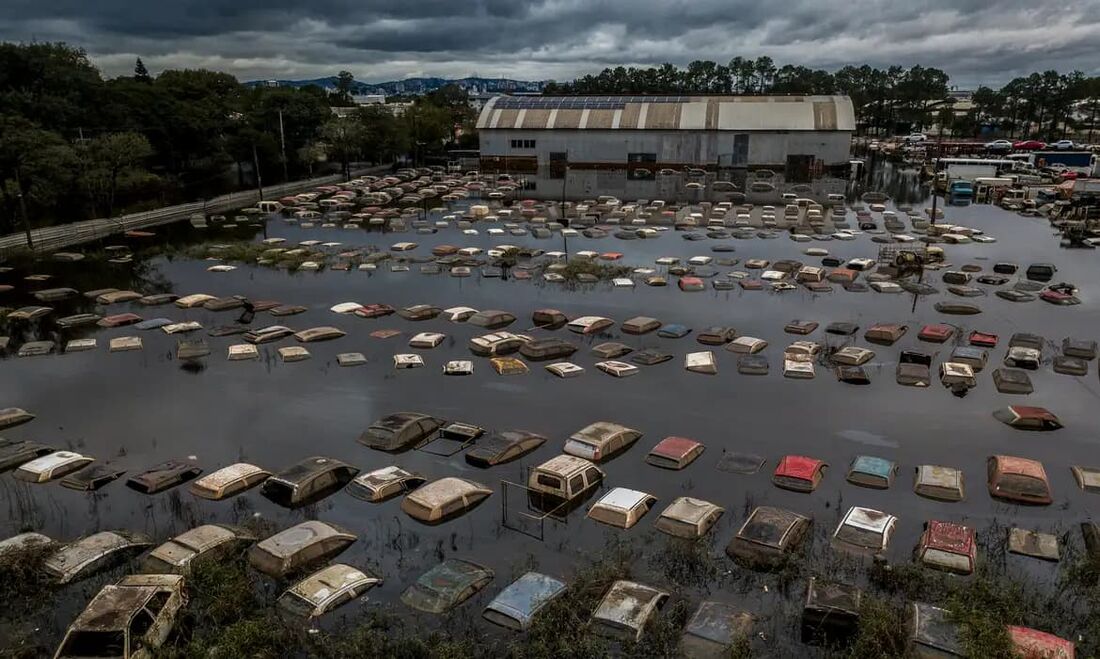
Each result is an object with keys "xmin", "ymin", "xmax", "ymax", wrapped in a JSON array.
[
  {"xmin": 1008, "ymin": 626, "xmax": 1075, "ymax": 658},
  {"xmin": 923, "ymin": 520, "xmax": 975, "ymax": 555},
  {"xmin": 650, "ymin": 436, "xmax": 702, "ymax": 459},
  {"xmin": 992, "ymin": 454, "xmax": 1048, "ymax": 479},
  {"xmin": 969, "ymin": 331, "xmax": 998, "ymax": 346},
  {"xmin": 775, "ymin": 455, "xmax": 825, "ymax": 481}
]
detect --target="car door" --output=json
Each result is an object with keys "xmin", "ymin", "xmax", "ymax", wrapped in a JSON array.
[{"xmin": 143, "ymin": 592, "xmax": 173, "ymax": 647}]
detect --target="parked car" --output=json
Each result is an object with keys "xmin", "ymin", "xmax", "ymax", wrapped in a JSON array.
[
  {"xmin": 126, "ymin": 460, "xmax": 202, "ymax": 494},
  {"xmin": 563, "ymin": 421, "xmax": 642, "ymax": 462},
  {"xmin": 45, "ymin": 531, "xmax": 154, "ymax": 584},
  {"xmin": 401, "ymin": 477, "xmax": 492, "ymax": 524},
  {"xmin": 261, "ymin": 456, "xmax": 359, "ymax": 507},
  {"xmin": 1051, "ymin": 139, "xmax": 1077, "ymax": 150},
  {"xmin": 985, "ymin": 139, "xmax": 1013, "ymax": 151},
  {"xmin": 401, "ymin": 558, "xmax": 494, "ymax": 613},
  {"xmin": 248, "ymin": 520, "xmax": 356, "ymax": 578},
  {"xmin": 53, "ymin": 575, "xmax": 187, "ymax": 659},
  {"xmin": 726, "ymin": 506, "xmax": 812, "ymax": 569},
  {"xmin": 277, "ymin": 564, "xmax": 381, "ymax": 619},
  {"xmin": 1013, "ymin": 140, "xmax": 1046, "ymax": 150},
  {"xmin": 346, "ymin": 466, "xmax": 425, "ymax": 502},
  {"xmin": 141, "ymin": 524, "xmax": 256, "ymax": 575},
  {"xmin": 464, "ymin": 431, "xmax": 546, "ymax": 467},
  {"xmin": 189, "ymin": 463, "xmax": 271, "ymax": 500},
  {"xmin": 359, "ymin": 412, "xmax": 444, "ymax": 451},
  {"xmin": 904, "ymin": 133, "xmax": 928, "ymax": 143}
]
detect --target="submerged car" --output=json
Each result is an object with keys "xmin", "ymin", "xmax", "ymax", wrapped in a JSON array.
[
  {"xmin": 359, "ymin": 412, "xmax": 444, "ymax": 451},
  {"xmin": 277, "ymin": 564, "xmax": 381, "ymax": 619},
  {"xmin": 987, "ymin": 455, "xmax": 1052, "ymax": 505},
  {"xmin": 261, "ymin": 456, "xmax": 359, "ymax": 507},
  {"xmin": 401, "ymin": 559, "xmax": 494, "ymax": 613},
  {"xmin": 141, "ymin": 524, "xmax": 256, "ymax": 575},
  {"xmin": 13, "ymin": 451, "xmax": 93, "ymax": 483},
  {"xmin": 590, "ymin": 581, "xmax": 669, "ymax": 642},
  {"xmin": 401, "ymin": 477, "xmax": 492, "ymax": 524},
  {"xmin": 189, "ymin": 463, "xmax": 271, "ymax": 500},
  {"xmin": 564, "ymin": 421, "xmax": 642, "ymax": 462},
  {"xmin": 482, "ymin": 572, "xmax": 567, "ymax": 631},
  {"xmin": 125, "ymin": 460, "xmax": 202, "ymax": 494},
  {"xmin": 654, "ymin": 497, "xmax": 724, "ymax": 539},
  {"xmin": 465, "ymin": 431, "xmax": 546, "ymax": 467},
  {"xmin": 726, "ymin": 506, "xmax": 812, "ymax": 569},
  {"xmin": 773, "ymin": 455, "xmax": 827, "ymax": 492},
  {"xmin": 248, "ymin": 520, "xmax": 357, "ymax": 578},
  {"xmin": 992, "ymin": 406, "xmax": 1062, "ymax": 431},
  {"xmin": 832, "ymin": 507, "xmax": 898, "ymax": 558},
  {"xmin": 45, "ymin": 531, "xmax": 154, "ymax": 584},
  {"xmin": 917, "ymin": 520, "xmax": 976, "ymax": 575},
  {"xmin": 527, "ymin": 455, "xmax": 604, "ymax": 508},
  {"xmin": 587, "ymin": 487, "xmax": 657, "ymax": 529},
  {"xmin": 346, "ymin": 466, "xmax": 425, "ymax": 503},
  {"xmin": 53, "ymin": 574, "xmax": 186, "ymax": 659}
]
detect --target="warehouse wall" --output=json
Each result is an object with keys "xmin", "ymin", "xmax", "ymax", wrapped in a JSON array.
[{"xmin": 480, "ymin": 129, "xmax": 852, "ymax": 168}]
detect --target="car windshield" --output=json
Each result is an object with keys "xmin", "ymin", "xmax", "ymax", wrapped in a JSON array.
[
  {"xmin": 278, "ymin": 592, "xmax": 318, "ymax": 618},
  {"xmin": 61, "ymin": 631, "xmax": 126, "ymax": 657}
]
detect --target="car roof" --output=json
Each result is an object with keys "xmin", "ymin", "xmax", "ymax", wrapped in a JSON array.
[
  {"xmin": 842, "ymin": 507, "xmax": 895, "ymax": 533},
  {"xmin": 536, "ymin": 454, "xmax": 596, "ymax": 477},
  {"xmin": 72, "ymin": 585, "xmax": 156, "ymax": 630},
  {"xmin": 595, "ymin": 487, "xmax": 652, "ymax": 511},
  {"xmin": 406, "ymin": 477, "xmax": 488, "ymax": 508},
  {"xmin": 924, "ymin": 520, "xmax": 974, "ymax": 554},
  {"xmin": 256, "ymin": 521, "xmax": 350, "ymax": 559}
]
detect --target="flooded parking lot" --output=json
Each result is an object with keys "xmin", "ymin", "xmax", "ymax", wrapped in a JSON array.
[{"xmin": 2, "ymin": 176, "xmax": 1097, "ymax": 655}]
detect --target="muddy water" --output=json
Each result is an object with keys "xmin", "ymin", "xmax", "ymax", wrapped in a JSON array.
[{"xmin": 2, "ymin": 180, "xmax": 1098, "ymax": 651}]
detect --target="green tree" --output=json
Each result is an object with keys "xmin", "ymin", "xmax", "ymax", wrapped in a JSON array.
[
  {"xmin": 134, "ymin": 57, "xmax": 151, "ymax": 83},
  {"xmin": 333, "ymin": 71, "xmax": 355, "ymax": 106},
  {"xmin": 321, "ymin": 117, "xmax": 368, "ymax": 179},
  {"xmin": 0, "ymin": 116, "xmax": 77, "ymax": 235},
  {"xmin": 79, "ymin": 132, "xmax": 155, "ymax": 217}
]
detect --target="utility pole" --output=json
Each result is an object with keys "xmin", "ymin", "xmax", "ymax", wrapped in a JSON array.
[
  {"xmin": 560, "ymin": 163, "xmax": 569, "ymax": 256},
  {"xmin": 252, "ymin": 142, "xmax": 264, "ymax": 200},
  {"xmin": 278, "ymin": 109, "xmax": 289, "ymax": 182},
  {"xmin": 14, "ymin": 170, "xmax": 34, "ymax": 249}
]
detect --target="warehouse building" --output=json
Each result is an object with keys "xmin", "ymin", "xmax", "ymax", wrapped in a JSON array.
[{"xmin": 476, "ymin": 95, "xmax": 855, "ymax": 200}]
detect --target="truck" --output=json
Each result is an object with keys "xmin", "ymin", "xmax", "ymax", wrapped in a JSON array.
[
  {"xmin": 948, "ymin": 180, "xmax": 974, "ymax": 204},
  {"xmin": 1032, "ymin": 151, "xmax": 1098, "ymax": 176}
]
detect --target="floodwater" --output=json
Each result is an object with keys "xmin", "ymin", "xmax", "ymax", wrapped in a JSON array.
[{"xmin": 2, "ymin": 169, "xmax": 1097, "ymax": 652}]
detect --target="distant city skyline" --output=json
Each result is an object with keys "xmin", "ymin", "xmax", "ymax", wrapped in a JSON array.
[{"xmin": 4, "ymin": 0, "xmax": 1099, "ymax": 87}]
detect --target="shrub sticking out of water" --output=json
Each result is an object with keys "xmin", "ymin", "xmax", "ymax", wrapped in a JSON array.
[
  {"xmin": 843, "ymin": 594, "xmax": 907, "ymax": 658},
  {"xmin": 554, "ymin": 258, "xmax": 632, "ymax": 281}
]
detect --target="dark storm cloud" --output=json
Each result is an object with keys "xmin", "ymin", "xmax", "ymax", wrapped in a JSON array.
[{"xmin": 2, "ymin": 0, "xmax": 1098, "ymax": 85}]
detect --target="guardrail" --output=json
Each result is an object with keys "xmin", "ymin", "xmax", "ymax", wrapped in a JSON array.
[{"xmin": 0, "ymin": 167, "xmax": 385, "ymax": 256}]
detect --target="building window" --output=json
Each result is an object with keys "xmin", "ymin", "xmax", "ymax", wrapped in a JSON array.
[
  {"xmin": 627, "ymin": 153, "xmax": 657, "ymax": 180},
  {"xmin": 510, "ymin": 139, "xmax": 536, "ymax": 149},
  {"xmin": 548, "ymin": 152, "xmax": 568, "ymax": 179}
]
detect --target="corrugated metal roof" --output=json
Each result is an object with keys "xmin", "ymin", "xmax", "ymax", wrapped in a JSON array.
[{"xmin": 477, "ymin": 95, "xmax": 855, "ymax": 131}]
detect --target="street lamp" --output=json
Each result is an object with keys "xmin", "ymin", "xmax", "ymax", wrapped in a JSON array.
[{"xmin": 560, "ymin": 163, "xmax": 570, "ymax": 257}]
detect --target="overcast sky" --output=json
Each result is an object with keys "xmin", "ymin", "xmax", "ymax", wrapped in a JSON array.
[{"xmin": 4, "ymin": 0, "xmax": 1100, "ymax": 87}]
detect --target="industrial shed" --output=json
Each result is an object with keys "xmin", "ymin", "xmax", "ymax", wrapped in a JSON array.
[{"xmin": 476, "ymin": 95, "xmax": 855, "ymax": 200}]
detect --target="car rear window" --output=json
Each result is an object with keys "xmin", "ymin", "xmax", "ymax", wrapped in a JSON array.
[
  {"xmin": 836, "ymin": 525, "xmax": 881, "ymax": 549},
  {"xmin": 564, "ymin": 439, "xmax": 597, "ymax": 459},
  {"xmin": 646, "ymin": 454, "xmax": 681, "ymax": 469},
  {"xmin": 536, "ymin": 474, "xmax": 562, "ymax": 489},
  {"xmin": 999, "ymin": 474, "xmax": 1048, "ymax": 497}
]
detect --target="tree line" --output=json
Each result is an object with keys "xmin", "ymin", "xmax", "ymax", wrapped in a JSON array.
[
  {"xmin": 0, "ymin": 43, "xmax": 474, "ymax": 233},
  {"xmin": 544, "ymin": 58, "xmax": 1100, "ymax": 140}
]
